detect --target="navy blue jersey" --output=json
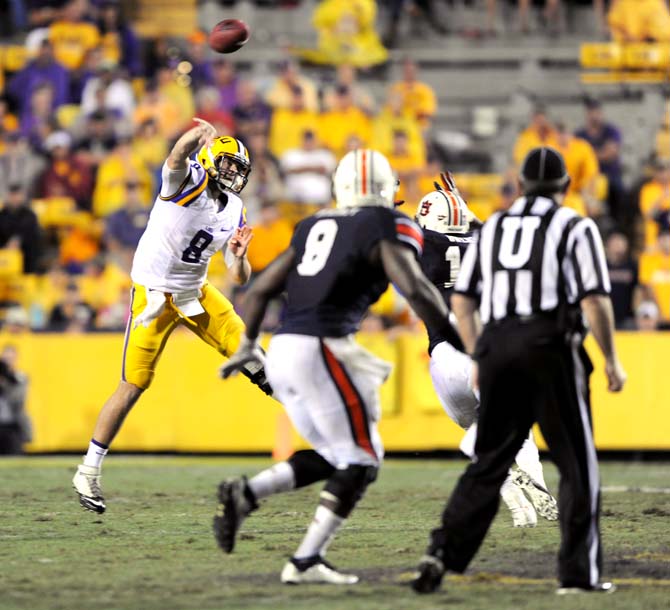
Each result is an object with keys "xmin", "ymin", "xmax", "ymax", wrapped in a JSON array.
[
  {"xmin": 277, "ymin": 206, "xmax": 424, "ymax": 337},
  {"xmin": 420, "ymin": 229, "xmax": 475, "ymax": 354}
]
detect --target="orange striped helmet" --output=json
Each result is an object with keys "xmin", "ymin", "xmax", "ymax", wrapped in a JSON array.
[
  {"xmin": 333, "ymin": 149, "xmax": 398, "ymax": 209},
  {"xmin": 415, "ymin": 189, "xmax": 470, "ymax": 234}
]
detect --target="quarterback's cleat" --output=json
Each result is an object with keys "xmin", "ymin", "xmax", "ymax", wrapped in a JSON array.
[
  {"xmin": 411, "ymin": 555, "xmax": 446, "ymax": 594},
  {"xmin": 501, "ymin": 478, "xmax": 537, "ymax": 528},
  {"xmin": 280, "ymin": 556, "xmax": 359, "ymax": 585},
  {"xmin": 513, "ymin": 470, "xmax": 559, "ymax": 521},
  {"xmin": 72, "ymin": 464, "xmax": 106, "ymax": 514},
  {"xmin": 213, "ymin": 476, "xmax": 258, "ymax": 553},
  {"xmin": 557, "ymin": 582, "xmax": 616, "ymax": 595}
]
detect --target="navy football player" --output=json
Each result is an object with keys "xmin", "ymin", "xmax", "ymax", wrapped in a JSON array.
[
  {"xmin": 215, "ymin": 149, "xmax": 451, "ymax": 584},
  {"xmin": 416, "ymin": 173, "xmax": 558, "ymax": 528}
]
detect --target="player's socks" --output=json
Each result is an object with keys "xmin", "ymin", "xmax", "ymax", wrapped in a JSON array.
[
  {"xmin": 83, "ymin": 439, "xmax": 109, "ymax": 468},
  {"xmin": 294, "ymin": 504, "xmax": 344, "ymax": 559},
  {"xmin": 248, "ymin": 462, "xmax": 295, "ymax": 500}
]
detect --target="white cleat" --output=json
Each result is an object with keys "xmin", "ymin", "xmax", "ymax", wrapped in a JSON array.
[
  {"xmin": 72, "ymin": 464, "xmax": 106, "ymax": 514},
  {"xmin": 501, "ymin": 478, "xmax": 537, "ymax": 528},
  {"xmin": 281, "ymin": 557, "xmax": 359, "ymax": 585},
  {"xmin": 513, "ymin": 470, "xmax": 559, "ymax": 521},
  {"xmin": 557, "ymin": 582, "xmax": 616, "ymax": 595}
]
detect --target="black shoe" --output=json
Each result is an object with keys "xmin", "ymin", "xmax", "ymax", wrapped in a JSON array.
[
  {"xmin": 557, "ymin": 581, "xmax": 616, "ymax": 595},
  {"xmin": 411, "ymin": 555, "xmax": 445, "ymax": 594},
  {"xmin": 213, "ymin": 476, "xmax": 258, "ymax": 553}
]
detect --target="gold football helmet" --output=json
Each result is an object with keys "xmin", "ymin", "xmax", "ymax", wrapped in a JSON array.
[{"xmin": 197, "ymin": 136, "xmax": 251, "ymax": 194}]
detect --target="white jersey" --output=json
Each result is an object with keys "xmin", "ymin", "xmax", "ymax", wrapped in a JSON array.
[{"xmin": 131, "ymin": 160, "xmax": 245, "ymax": 293}]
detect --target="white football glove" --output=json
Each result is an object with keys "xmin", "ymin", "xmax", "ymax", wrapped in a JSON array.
[
  {"xmin": 132, "ymin": 289, "xmax": 167, "ymax": 329},
  {"xmin": 219, "ymin": 336, "xmax": 266, "ymax": 379}
]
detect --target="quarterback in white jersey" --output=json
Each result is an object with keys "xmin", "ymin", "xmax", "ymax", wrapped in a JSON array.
[{"xmin": 73, "ymin": 119, "xmax": 270, "ymax": 514}]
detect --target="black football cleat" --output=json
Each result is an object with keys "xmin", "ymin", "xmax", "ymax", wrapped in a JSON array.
[
  {"xmin": 213, "ymin": 476, "xmax": 258, "ymax": 553},
  {"xmin": 411, "ymin": 555, "xmax": 445, "ymax": 594}
]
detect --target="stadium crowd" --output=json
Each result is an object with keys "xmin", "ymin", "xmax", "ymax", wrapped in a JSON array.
[{"xmin": 0, "ymin": 0, "xmax": 669, "ymax": 335}]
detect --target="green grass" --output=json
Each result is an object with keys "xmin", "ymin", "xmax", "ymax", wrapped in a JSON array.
[{"xmin": 0, "ymin": 457, "xmax": 668, "ymax": 610}]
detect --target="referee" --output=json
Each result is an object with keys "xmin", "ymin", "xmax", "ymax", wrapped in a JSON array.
[{"xmin": 412, "ymin": 147, "xmax": 626, "ymax": 595}]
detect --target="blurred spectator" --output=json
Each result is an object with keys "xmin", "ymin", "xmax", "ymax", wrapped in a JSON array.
[
  {"xmin": 388, "ymin": 59, "xmax": 437, "ymax": 131},
  {"xmin": 232, "ymin": 80, "xmax": 272, "ymax": 140},
  {"xmin": 211, "ymin": 58, "xmax": 239, "ymax": 113},
  {"xmin": 373, "ymin": 88, "xmax": 425, "ymax": 165},
  {"xmin": 7, "ymin": 39, "xmax": 69, "ymax": 115},
  {"xmin": 40, "ymin": 130, "xmax": 94, "ymax": 211},
  {"xmin": 0, "ymin": 132, "xmax": 46, "ymax": 199},
  {"xmin": 639, "ymin": 159, "xmax": 670, "ymax": 250},
  {"xmin": 383, "ymin": 0, "xmax": 448, "ymax": 47},
  {"xmin": 132, "ymin": 118, "xmax": 168, "ymax": 175},
  {"xmin": 268, "ymin": 85, "xmax": 320, "ymax": 158},
  {"xmin": 75, "ymin": 109, "xmax": 118, "ymax": 169},
  {"xmin": 133, "ymin": 79, "xmax": 182, "ymax": 139},
  {"xmin": 639, "ymin": 229, "xmax": 670, "ymax": 324},
  {"xmin": 555, "ymin": 122, "xmax": 600, "ymax": 217},
  {"xmin": 497, "ymin": 181, "xmax": 518, "ymax": 212},
  {"xmin": 243, "ymin": 131, "xmax": 285, "ymax": 220},
  {"xmin": 575, "ymin": 98, "xmax": 626, "ymax": 223},
  {"xmin": 513, "ymin": 105, "xmax": 559, "ymax": 166},
  {"xmin": 48, "ymin": 0, "xmax": 100, "ymax": 71},
  {"xmin": 19, "ymin": 83, "xmax": 56, "ymax": 150},
  {"xmin": 387, "ymin": 130, "xmax": 423, "ymax": 205},
  {"xmin": 0, "ymin": 344, "xmax": 31, "ymax": 455},
  {"xmin": 605, "ymin": 231, "xmax": 641, "ymax": 328},
  {"xmin": 95, "ymin": 285, "xmax": 131, "ymax": 331},
  {"xmin": 323, "ymin": 64, "xmax": 375, "ymax": 116},
  {"xmin": 2, "ymin": 307, "xmax": 30, "ymax": 333},
  {"xmin": 186, "ymin": 31, "xmax": 215, "ymax": 90},
  {"xmin": 79, "ymin": 257, "xmax": 131, "ymax": 311},
  {"xmin": 280, "ymin": 130, "xmax": 336, "ymax": 206},
  {"xmin": 59, "ymin": 225, "xmax": 101, "ymax": 273},
  {"xmin": 80, "ymin": 60, "xmax": 135, "ymax": 121},
  {"xmin": 318, "ymin": 84, "xmax": 371, "ymax": 158},
  {"xmin": 607, "ymin": 0, "xmax": 670, "ymax": 43},
  {"xmin": 635, "ymin": 300, "xmax": 660, "ymax": 331},
  {"xmin": 92, "ymin": 135, "xmax": 152, "ymax": 217},
  {"xmin": 104, "ymin": 181, "xmax": 150, "ymax": 256},
  {"xmin": 0, "ymin": 184, "xmax": 43, "ymax": 274},
  {"xmin": 297, "ymin": 0, "xmax": 388, "ymax": 67},
  {"xmin": 69, "ymin": 46, "xmax": 103, "ymax": 104},
  {"xmin": 194, "ymin": 87, "xmax": 234, "ymax": 135},
  {"xmin": 156, "ymin": 65, "xmax": 194, "ymax": 132},
  {"xmin": 265, "ymin": 59, "xmax": 319, "ymax": 113},
  {"xmin": 97, "ymin": 0, "xmax": 141, "ymax": 77},
  {"xmin": 0, "ymin": 97, "xmax": 19, "ymax": 137},
  {"xmin": 47, "ymin": 281, "xmax": 96, "ymax": 332},
  {"xmin": 246, "ymin": 202, "xmax": 294, "ymax": 273}
]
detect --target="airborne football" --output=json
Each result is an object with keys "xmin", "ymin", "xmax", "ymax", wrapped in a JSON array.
[{"xmin": 1, "ymin": 0, "xmax": 668, "ymax": 609}]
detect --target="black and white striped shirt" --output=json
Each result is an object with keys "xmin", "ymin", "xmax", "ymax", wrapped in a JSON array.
[{"xmin": 454, "ymin": 196, "xmax": 611, "ymax": 325}]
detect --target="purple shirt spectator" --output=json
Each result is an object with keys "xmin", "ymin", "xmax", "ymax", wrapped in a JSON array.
[
  {"xmin": 575, "ymin": 99, "xmax": 623, "ymax": 184},
  {"xmin": 212, "ymin": 59, "xmax": 240, "ymax": 113},
  {"xmin": 232, "ymin": 80, "xmax": 272, "ymax": 138},
  {"xmin": 8, "ymin": 40, "xmax": 70, "ymax": 113}
]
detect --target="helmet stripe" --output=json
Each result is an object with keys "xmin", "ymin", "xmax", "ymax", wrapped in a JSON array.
[
  {"xmin": 361, "ymin": 149, "xmax": 368, "ymax": 195},
  {"xmin": 440, "ymin": 191, "xmax": 452, "ymax": 226}
]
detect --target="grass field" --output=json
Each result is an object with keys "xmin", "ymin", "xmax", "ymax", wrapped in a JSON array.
[{"xmin": 0, "ymin": 457, "xmax": 668, "ymax": 610}]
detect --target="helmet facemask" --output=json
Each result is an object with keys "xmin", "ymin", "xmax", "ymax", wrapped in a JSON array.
[{"xmin": 212, "ymin": 153, "xmax": 250, "ymax": 194}]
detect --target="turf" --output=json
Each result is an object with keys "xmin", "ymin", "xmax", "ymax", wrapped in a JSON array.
[{"xmin": 0, "ymin": 457, "xmax": 668, "ymax": 610}]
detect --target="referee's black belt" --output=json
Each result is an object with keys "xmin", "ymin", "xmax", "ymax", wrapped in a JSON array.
[{"xmin": 484, "ymin": 311, "xmax": 560, "ymax": 330}]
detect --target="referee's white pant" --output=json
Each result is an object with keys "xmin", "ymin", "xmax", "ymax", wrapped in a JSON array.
[{"xmin": 265, "ymin": 334, "xmax": 390, "ymax": 468}]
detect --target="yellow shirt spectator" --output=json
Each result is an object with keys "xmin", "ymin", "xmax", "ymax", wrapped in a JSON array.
[
  {"xmin": 269, "ymin": 107, "xmax": 320, "ymax": 158},
  {"xmin": 639, "ymin": 241, "xmax": 670, "ymax": 321},
  {"xmin": 133, "ymin": 89, "xmax": 182, "ymax": 139},
  {"xmin": 297, "ymin": 0, "xmax": 388, "ymax": 68},
  {"xmin": 373, "ymin": 99, "xmax": 425, "ymax": 165},
  {"xmin": 246, "ymin": 206, "xmax": 294, "ymax": 273},
  {"xmin": 49, "ymin": 20, "xmax": 100, "ymax": 70},
  {"xmin": 389, "ymin": 60, "xmax": 437, "ymax": 129},
  {"xmin": 318, "ymin": 89, "xmax": 371, "ymax": 158},
  {"xmin": 608, "ymin": 0, "xmax": 670, "ymax": 42},
  {"xmin": 639, "ymin": 173, "xmax": 670, "ymax": 249},
  {"xmin": 265, "ymin": 61, "xmax": 319, "ymax": 113},
  {"xmin": 387, "ymin": 131, "xmax": 425, "ymax": 205},
  {"xmin": 513, "ymin": 127, "xmax": 559, "ymax": 166},
  {"xmin": 92, "ymin": 143, "xmax": 152, "ymax": 217}
]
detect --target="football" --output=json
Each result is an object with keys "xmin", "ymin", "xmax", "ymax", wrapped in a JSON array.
[{"xmin": 209, "ymin": 19, "xmax": 250, "ymax": 54}]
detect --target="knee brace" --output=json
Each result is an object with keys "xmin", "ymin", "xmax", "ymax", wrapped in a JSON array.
[
  {"xmin": 240, "ymin": 357, "xmax": 273, "ymax": 396},
  {"xmin": 322, "ymin": 465, "xmax": 379, "ymax": 518},
  {"xmin": 287, "ymin": 450, "xmax": 335, "ymax": 488}
]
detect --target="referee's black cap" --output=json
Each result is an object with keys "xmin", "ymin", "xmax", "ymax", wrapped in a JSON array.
[{"xmin": 519, "ymin": 147, "xmax": 570, "ymax": 196}]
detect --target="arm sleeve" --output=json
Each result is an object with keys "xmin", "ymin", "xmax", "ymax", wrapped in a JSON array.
[
  {"xmin": 453, "ymin": 233, "xmax": 482, "ymax": 298},
  {"xmin": 562, "ymin": 217, "xmax": 611, "ymax": 303},
  {"xmin": 387, "ymin": 209, "xmax": 424, "ymax": 258}
]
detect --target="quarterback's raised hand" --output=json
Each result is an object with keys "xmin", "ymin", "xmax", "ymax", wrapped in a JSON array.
[
  {"xmin": 228, "ymin": 226, "xmax": 253, "ymax": 259},
  {"xmin": 220, "ymin": 336, "xmax": 266, "ymax": 379},
  {"xmin": 192, "ymin": 117, "xmax": 217, "ymax": 148}
]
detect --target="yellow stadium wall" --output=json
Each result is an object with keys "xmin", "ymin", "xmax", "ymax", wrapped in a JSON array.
[{"xmin": 0, "ymin": 331, "xmax": 668, "ymax": 453}]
